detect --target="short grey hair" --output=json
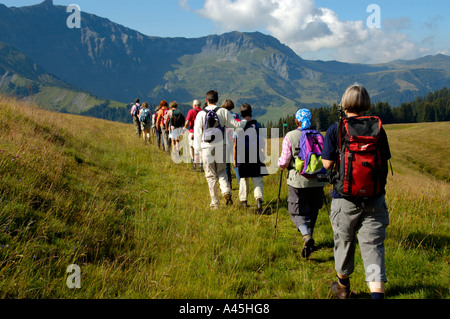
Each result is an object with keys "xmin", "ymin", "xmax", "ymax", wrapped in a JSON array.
[
  {"xmin": 193, "ymin": 99, "xmax": 201, "ymax": 107},
  {"xmin": 341, "ymin": 83, "xmax": 371, "ymax": 114}
]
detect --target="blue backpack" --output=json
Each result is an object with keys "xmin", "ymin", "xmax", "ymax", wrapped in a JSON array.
[
  {"xmin": 203, "ymin": 107, "xmax": 224, "ymax": 143},
  {"xmin": 139, "ymin": 108, "xmax": 151, "ymax": 124}
]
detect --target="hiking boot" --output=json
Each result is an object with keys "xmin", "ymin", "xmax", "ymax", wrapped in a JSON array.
[
  {"xmin": 301, "ymin": 234, "xmax": 315, "ymax": 258},
  {"xmin": 256, "ymin": 198, "xmax": 264, "ymax": 214},
  {"xmin": 240, "ymin": 201, "xmax": 249, "ymax": 208},
  {"xmin": 224, "ymin": 193, "xmax": 233, "ymax": 206},
  {"xmin": 330, "ymin": 281, "xmax": 351, "ymax": 299}
]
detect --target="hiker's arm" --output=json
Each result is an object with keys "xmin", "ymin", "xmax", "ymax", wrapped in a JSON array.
[
  {"xmin": 277, "ymin": 136, "xmax": 292, "ymax": 170},
  {"xmin": 193, "ymin": 112, "xmax": 203, "ymax": 152},
  {"xmin": 184, "ymin": 111, "xmax": 191, "ymax": 129},
  {"xmin": 222, "ymin": 109, "xmax": 246, "ymax": 129},
  {"xmin": 380, "ymin": 127, "xmax": 391, "ymax": 161},
  {"xmin": 156, "ymin": 112, "xmax": 161, "ymax": 130},
  {"xmin": 322, "ymin": 159, "xmax": 334, "ymax": 170},
  {"xmin": 321, "ymin": 124, "xmax": 338, "ymax": 171},
  {"xmin": 165, "ymin": 115, "xmax": 170, "ymax": 131}
]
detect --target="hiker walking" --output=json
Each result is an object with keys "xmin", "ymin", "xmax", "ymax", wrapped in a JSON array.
[
  {"xmin": 167, "ymin": 101, "xmax": 185, "ymax": 156},
  {"xmin": 156, "ymin": 100, "xmax": 170, "ymax": 153},
  {"xmin": 278, "ymin": 108, "xmax": 328, "ymax": 258},
  {"xmin": 138, "ymin": 102, "xmax": 152, "ymax": 144},
  {"xmin": 222, "ymin": 99, "xmax": 241, "ymax": 190},
  {"xmin": 152, "ymin": 105, "xmax": 160, "ymax": 145},
  {"xmin": 193, "ymin": 90, "xmax": 247, "ymax": 210},
  {"xmin": 184, "ymin": 100, "xmax": 203, "ymax": 171},
  {"xmin": 130, "ymin": 98, "xmax": 141, "ymax": 138},
  {"xmin": 321, "ymin": 84, "xmax": 391, "ymax": 299},
  {"xmin": 234, "ymin": 103, "xmax": 268, "ymax": 212}
]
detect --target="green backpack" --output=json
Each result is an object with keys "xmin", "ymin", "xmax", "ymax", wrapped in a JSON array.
[
  {"xmin": 170, "ymin": 109, "xmax": 185, "ymax": 128},
  {"xmin": 294, "ymin": 129, "xmax": 326, "ymax": 177}
]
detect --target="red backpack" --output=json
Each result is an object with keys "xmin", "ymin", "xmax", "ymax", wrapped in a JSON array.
[
  {"xmin": 335, "ymin": 116, "xmax": 384, "ymax": 198},
  {"xmin": 160, "ymin": 108, "xmax": 168, "ymax": 126}
]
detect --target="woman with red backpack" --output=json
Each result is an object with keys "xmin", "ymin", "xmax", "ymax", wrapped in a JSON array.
[{"xmin": 321, "ymin": 84, "xmax": 392, "ymax": 299}]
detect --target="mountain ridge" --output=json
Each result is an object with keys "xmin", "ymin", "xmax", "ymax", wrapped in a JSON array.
[
  {"xmin": 0, "ymin": 41, "xmax": 126, "ymax": 117},
  {"xmin": 0, "ymin": 1, "xmax": 449, "ymax": 121}
]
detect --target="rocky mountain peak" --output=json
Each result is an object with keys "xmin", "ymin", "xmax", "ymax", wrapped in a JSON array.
[{"xmin": 40, "ymin": 0, "xmax": 54, "ymax": 7}]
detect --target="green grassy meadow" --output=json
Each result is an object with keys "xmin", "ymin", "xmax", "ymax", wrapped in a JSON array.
[{"xmin": 0, "ymin": 95, "xmax": 448, "ymax": 299}]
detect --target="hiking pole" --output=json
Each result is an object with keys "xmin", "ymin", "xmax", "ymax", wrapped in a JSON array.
[
  {"xmin": 322, "ymin": 189, "xmax": 330, "ymax": 215},
  {"xmin": 274, "ymin": 169, "xmax": 284, "ymax": 239}
]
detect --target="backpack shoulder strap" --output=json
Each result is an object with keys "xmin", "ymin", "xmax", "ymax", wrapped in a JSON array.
[
  {"xmin": 243, "ymin": 119, "xmax": 255, "ymax": 130},
  {"xmin": 289, "ymin": 129, "xmax": 302, "ymax": 155}
]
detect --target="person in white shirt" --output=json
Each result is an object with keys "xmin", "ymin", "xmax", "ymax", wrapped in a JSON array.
[{"xmin": 193, "ymin": 90, "xmax": 247, "ymax": 209}]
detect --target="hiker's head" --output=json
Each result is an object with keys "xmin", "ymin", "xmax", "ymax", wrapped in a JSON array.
[
  {"xmin": 169, "ymin": 101, "xmax": 178, "ymax": 109},
  {"xmin": 142, "ymin": 102, "xmax": 149, "ymax": 109},
  {"xmin": 193, "ymin": 100, "xmax": 201, "ymax": 108},
  {"xmin": 135, "ymin": 98, "xmax": 140, "ymax": 104},
  {"xmin": 160, "ymin": 100, "xmax": 168, "ymax": 108},
  {"xmin": 240, "ymin": 103, "xmax": 252, "ymax": 118},
  {"xmin": 221, "ymin": 99, "xmax": 235, "ymax": 111},
  {"xmin": 295, "ymin": 109, "xmax": 312, "ymax": 130},
  {"xmin": 206, "ymin": 90, "xmax": 219, "ymax": 105},
  {"xmin": 341, "ymin": 84, "xmax": 371, "ymax": 115}
]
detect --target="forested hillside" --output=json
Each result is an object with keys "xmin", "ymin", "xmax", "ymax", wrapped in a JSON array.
[{"xmin": 266, "ymin": 87, "xmax": 450, "ymax": 133}]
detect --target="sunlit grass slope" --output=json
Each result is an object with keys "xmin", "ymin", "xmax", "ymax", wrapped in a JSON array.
[{"xmin": 0, "ymin": 95, "xmax": 448, "ymax": 299}]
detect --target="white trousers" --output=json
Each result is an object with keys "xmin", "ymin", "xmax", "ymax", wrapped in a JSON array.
[
  {"xmin": 202, "ymin": 149, "xmax": 231, "ymax": 207},
  {"xmin": 239, "ymin": 177, "xmax": 263, "ymax": 202}
]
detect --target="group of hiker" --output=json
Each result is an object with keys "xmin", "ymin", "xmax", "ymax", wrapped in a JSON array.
[
  {"xmin": 130, "ymin": 99, "xmax": 186, "ymax": 156},
  {"xmin": 130, "ymin": 91, "xmax": 269, "ymax": 212},
  {"xmin": 130, "ymin": 85, "xmax": 392, "ymax": 300}
]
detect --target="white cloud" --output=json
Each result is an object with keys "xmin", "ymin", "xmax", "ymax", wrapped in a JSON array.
[
  {"xmin": 197, "ymin": 0, "xmax": 278, "ymax": 30},
  {"xmin": 333, "ymin": 29, "xmax": 428, "ymax": 64},
  {"xmin": 194, "ymin": 0, "xmax": 428, "ymax": 63}
]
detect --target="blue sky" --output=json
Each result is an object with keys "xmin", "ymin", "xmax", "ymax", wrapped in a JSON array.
[{"xmin": 2, "ymin": 0, "xmax": 449, "ymax": 63}]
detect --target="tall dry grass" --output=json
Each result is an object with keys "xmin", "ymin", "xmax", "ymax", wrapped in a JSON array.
[{"xmin": 0, "ymin": 95, "xmax": 448, "ymax": 299}]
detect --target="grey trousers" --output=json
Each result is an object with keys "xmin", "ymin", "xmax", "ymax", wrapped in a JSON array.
[
  {"xmin": 132, "ymin": 116, "xmax": 141, "ymax": 137},
  {"xmin": 330, "ymin": 195, "xmax": 389, "ymax": 283},
  {"xmin": 161, "ymin": 130, "xmax": 170, "ymax": 152},
  {"xmin": 288, "ymin": 186, "xmax": 324, "ymax": 236}
]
